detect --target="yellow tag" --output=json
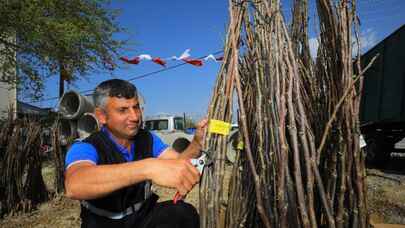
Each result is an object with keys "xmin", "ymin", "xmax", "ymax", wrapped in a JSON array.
[
  {"xmin": 208, "ymin": 119, "xmax": 231, "ymax": 135},
  {"xmin": 237, "ymin": 141, "xmax": 244, "ymax": 150}
]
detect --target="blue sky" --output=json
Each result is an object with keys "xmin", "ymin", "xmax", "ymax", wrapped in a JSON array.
[{"xmin": 26, "ymin": 0, "xmax": 405, "ymax": 120}]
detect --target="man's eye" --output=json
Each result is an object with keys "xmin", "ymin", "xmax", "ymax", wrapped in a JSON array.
[{"xmin": 118, "ymin": 108, "xmax": 127, "ymax": 113}]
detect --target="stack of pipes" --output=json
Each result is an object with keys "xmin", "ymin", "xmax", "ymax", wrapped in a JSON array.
[
  {"xmin": 57, "ymin": 91, "xmax": 99, "ymax": 144},
  {"xmin": 57, "ymin": 90, "xmax": 146, "ymax": 144}
]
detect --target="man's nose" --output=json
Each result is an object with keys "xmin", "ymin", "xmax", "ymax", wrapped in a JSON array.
[{"xmin": 128, "ymin": 108, "xmax": 140, "ymax": 121}]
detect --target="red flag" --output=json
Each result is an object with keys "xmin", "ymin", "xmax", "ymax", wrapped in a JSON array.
[
  {"xmin": 152, "ymin": 57, "xmax": 166, "ymax": 67},
  {"xmin": 120, "ymin": 56, "xmax": 140, "ymax": 64},
  {"xmin": 182, "ymin": 58, "xmax": 203, "ymax": 66}
]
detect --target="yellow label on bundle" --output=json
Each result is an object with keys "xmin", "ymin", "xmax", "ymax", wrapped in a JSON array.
[
  {"xmin": 208, "ymin": 119, "xmax": 231, "ymax": 135},
  {"xmin": 237, "ymin": 141, "xmax": 244, "ymax": 150}
]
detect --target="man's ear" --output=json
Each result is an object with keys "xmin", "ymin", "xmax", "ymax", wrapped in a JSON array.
[{"xmin": 94, "ymin": 107, "xmax": 107, "ymax": 125}]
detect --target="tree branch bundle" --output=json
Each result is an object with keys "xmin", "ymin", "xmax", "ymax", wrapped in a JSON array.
[
  {"xmin": 0, "ymin": 116, "xmax": 49, "ymax": 217},
  {"xmin": 200, "ymin": 0, "xmax": 369, "ymax": 227}
]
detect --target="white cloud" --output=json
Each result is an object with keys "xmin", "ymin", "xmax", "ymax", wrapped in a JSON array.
[
  {"xmin": 308, "ymin": 28, "xmax": 378, "ymax": 59},
  {"xmin": 308, "ymin": 37, "xmax": 319, "ymax": 59},
  {"xmin": 353, "ymin": 28, "xmax": 378, "ymax": 55},
  {"xmin": 361, "ymin": 28, "xmax": 378, "ymax": 50}
]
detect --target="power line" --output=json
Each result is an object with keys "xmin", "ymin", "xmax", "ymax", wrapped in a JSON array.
[{"xmin": 29, "ymin": 50, "xmax": 224, "ymax": 104}]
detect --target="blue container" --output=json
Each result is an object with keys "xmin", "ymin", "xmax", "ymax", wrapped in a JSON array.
[{"xmin": 185, "ymin": 128, "xmax": 196, "ymax": 135}]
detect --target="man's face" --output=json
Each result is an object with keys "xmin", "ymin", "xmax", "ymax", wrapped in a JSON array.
[{"xmin": 98, "ymin": 96, "xmax": 142, "ymax": 140}]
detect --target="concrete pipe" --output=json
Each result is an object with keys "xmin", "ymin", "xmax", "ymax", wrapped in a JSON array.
[
  {"xmin": 77, "ymin": 112, "xmax": 100, "ymax": 139},
  {"xmin": 59, "ymin": 119, "xmax": 77, "ymax": 145},
  {"xmin": 58, "ymin": 90, "xmax": 94, "ymax": 119}
]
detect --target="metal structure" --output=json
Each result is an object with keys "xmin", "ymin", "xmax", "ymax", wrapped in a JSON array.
[{"xmin": 360, "ymin": 24, "xmax": 405, "ymax": 163}]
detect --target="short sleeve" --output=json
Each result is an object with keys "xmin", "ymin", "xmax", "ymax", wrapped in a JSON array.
[
  {"xmin": 65, "ymin": 142, "xmax": 99, "ymax": 170},
  {"xmin": 151, "ymin": 133, "xmax": 169, "ymax": 157}
]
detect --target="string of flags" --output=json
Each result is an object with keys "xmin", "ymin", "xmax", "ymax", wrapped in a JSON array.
[{"xmin": 119, "ymin": 49, "xmax": 223, "ymax": 68}]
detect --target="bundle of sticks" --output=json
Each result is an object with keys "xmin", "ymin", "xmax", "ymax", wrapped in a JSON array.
[
  {"xmin": 200, "ymin": 0, "xmax": 375, "ymax": 227},
  {"xmin": 0, "ymin": 115, "xmax": 48, "ymax": 216}
]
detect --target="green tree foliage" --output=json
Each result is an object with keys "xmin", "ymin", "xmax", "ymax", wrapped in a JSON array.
[{"xmin": 0, "ymin": 0, "xmax": 125, "ymax": 98}]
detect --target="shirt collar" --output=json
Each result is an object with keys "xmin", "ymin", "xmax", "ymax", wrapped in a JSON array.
[{"xmin": 101, "ymin": 126, "xmax": 134, "ymax": 155}]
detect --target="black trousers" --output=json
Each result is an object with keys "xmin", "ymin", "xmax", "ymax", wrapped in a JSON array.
[{"xmin": 81, "ymin": 196, "xmax": 200, "ymax": 228}]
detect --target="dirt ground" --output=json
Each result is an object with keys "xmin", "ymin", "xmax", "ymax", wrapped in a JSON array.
[
  {"xmin": 1, "ymin": 158, "xmax": 404, "ymax": 228},
  {"xmin": 367, "ymin": 157, "xmax": 405, "ymax": 226}
]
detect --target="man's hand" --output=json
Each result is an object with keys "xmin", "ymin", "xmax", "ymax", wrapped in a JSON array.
[
  {"xmin": 64, "ymin": 157, "xmax": 200, "ymax": 200},
  {"xmin": 147, "ymin": 159, "xmax": 200, "ymax": 196},
  {"xmin": 158, "ymin": 118, "xmax": 209, "ymax": 161},
  {"xmin": 193, "ymin": 118, "xmax": 208, "ymax": 147}
]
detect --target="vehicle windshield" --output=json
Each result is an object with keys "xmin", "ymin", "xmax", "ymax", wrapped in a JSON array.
[
  {"xmin": 144, "ymin": 120, "xmax": 169, "ymax": 130},
  {"xmin": 174, "ymin": 117, "xmax": 184, "ymax": 130}
]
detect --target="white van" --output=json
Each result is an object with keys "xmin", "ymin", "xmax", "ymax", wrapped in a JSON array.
[
  {"xmin": 144, "ymin": 114, "xmax": 185, "ymax": 133},
  {"xmin": 144, "ymin": 114, "xmax": 193, "ymax": 147}
]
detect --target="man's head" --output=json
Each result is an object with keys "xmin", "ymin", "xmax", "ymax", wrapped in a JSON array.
[{"xmin": 93, "ymin": 79, "xmax": 142, "ymax": 140}]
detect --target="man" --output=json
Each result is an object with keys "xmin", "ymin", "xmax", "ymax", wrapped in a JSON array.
[{"xmin": 65, "ymin": 79, "xmax": 207, "ymax": 228}]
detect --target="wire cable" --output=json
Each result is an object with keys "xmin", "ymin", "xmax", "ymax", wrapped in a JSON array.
[{"xmin": 28, "ymin": 50, "xmax": 224, "ymax": 104}]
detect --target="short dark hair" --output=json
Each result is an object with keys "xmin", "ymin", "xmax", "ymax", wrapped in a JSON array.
[
  {"xmin": 93, "ymin": 79, "xmax": 138, "ymax": 108},
  {"xmin": 172, "ymin": 137, "xmax": 191, "ymax": 153}
]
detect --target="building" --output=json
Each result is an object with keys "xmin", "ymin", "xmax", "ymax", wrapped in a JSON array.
[
  {"xmin": 0, "ymin": 34, "xmax": 17, "ymax": 119},
  {"xmin": 16, "ymin": 101, "xmax": 52, "ymax": 118},
  {"xmin": 0, "ymin": 34, "xmax": 51, "ymax": 120}
]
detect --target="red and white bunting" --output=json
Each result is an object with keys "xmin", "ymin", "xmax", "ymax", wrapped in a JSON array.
[
  {"xmin": 203, "ymin": 54, "xmax": 223, "ymax": 62},
  {"xmin": 152, "ymin": 57, "xmax": 166, "ymax": 67},
  {"xmin": 119, "ymin": 49, "xmax": 223, "ymax": 68}
]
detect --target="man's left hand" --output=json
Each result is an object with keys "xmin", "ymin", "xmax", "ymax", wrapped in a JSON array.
[{"xmin": 193, "ymin": 118, "xmax": 208, "ymax": 147}]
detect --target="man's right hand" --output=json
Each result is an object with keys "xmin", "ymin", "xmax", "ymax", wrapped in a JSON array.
[
  {"xmin": 146, "ymin": 159, "xmax": 200, "ymax": 196},
  {"xmin": 65, "ymin": 157, "xmax": 201, "ymax": 200}
]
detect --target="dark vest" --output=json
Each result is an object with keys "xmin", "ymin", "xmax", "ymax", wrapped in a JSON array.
[{"xmin": 82, "ymin": 129, "xmax": 153, "ymax": 213}]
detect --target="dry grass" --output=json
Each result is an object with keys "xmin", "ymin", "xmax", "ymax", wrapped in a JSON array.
[{"xmin": 0, "ymin": 163, "xmax": 404, "ymax": 227}]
